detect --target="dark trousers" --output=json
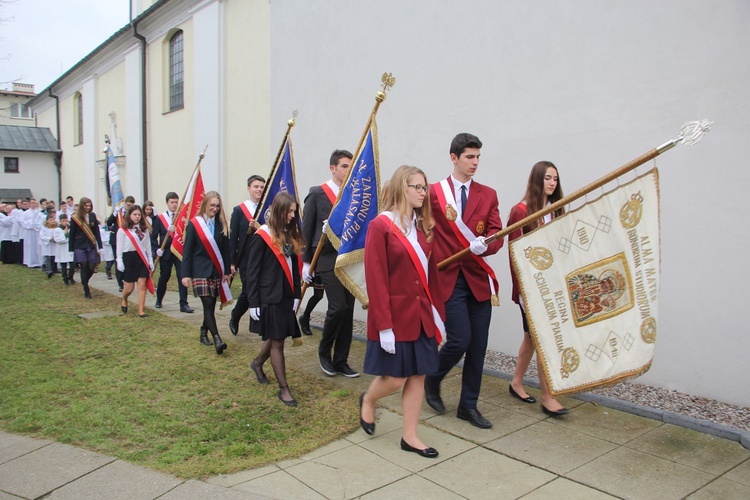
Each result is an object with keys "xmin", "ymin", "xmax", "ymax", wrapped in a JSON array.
[
  {"xmin": 157, "ymin": 257, "xmax": 189, "ymax": 306},
  {"xmin": 318, "ymin": 269, "xmax": 355, "ymax": 368},
  {"xmin": 230, "ymin": 268, "xmax": 260, "ymax": 333},
  {"xmin": 426, "ymin": 272, "xmax": 492, "ymax": 410}
]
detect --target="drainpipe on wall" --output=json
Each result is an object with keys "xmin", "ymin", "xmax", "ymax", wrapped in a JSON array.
[
  {"xmin": 48, "ymin": 88, "xmax": 62, "ymax": 204},
  {"xmin": 132, "ymin": 20, "xmax": 149, "ymax": 201}
]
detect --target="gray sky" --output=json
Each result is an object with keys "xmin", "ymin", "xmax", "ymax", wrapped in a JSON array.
[{"xmin": 0, "ymin": 0, "xmax": 131, "ymax": 92}]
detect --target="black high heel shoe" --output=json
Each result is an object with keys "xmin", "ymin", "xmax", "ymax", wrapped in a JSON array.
[
  {"xmin": 359, "ymin": 393, "xmax": 375, "ymax": 435},
  {"xmin": 509, "ymin": 384, "xmax": 536, "ymax": 404},
  {"xmin": 278, "ymin": 386, "xmax": 297, "ymax": 407},
  {"xmin": 120, "ymin": 300, "xmax": 128, "ymax": 314},
  {"xmin": 400, "ymin": 438, "xmax": 438, "ymax": 458}
]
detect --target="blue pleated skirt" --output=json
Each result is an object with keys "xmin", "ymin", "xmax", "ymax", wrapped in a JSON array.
[{"xmin": 363, "ymin": 330, "xmax": 439, "ymax": 378}]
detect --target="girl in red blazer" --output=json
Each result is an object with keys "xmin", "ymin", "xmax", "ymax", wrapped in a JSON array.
[
  {"xmin": 360, "ymin": 165, "xmax": 445, "ymax": 459},
  {"xmin": 508, "ymin": 161, "xmax": 568, "ymax": 416}
]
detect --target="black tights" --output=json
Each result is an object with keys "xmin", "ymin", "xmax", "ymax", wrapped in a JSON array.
[
  {"xmin": 256, "ymin": 339, "xmax": 290, "ymax": 395},
  {"xmin": 79, "ymin": 262, "xmax": 97, "ymax": 294},
  {"xmin": 200, "ymin": 296, "xmax": 219, "ymax": 337},
  {"xmin": 303, "ymin": 287, "xmax": 324, "ymax": 318},
  {"xmin": 60, "ymin": 263, "xmax": 75, "ymax": 282}
]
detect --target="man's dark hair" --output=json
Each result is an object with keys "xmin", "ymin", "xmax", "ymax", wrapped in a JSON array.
[
  {"xmin": 124, "ymin": 195, "xmax": 135, "ymax": 204},
  {"xmin": 450, "ymin": 133, "xmax": 483, "ymax": 158},
  {"xmin": 165, "ymin": 192, "xmax": 179, "ymax": 202},
  {"xmin": 329, "ymin": 149, "xmax": 353, "ymax": 166},
  {"xmin": 39, "ymin": 198, "xmax": 47, "ymax": 205},
  {"xmin": 247, "ymin": 175, "xmax": 265, "ymax": 186},
  {"xmin": 66, "ymin": 196, "xmax": 74, "ymax": 201}
]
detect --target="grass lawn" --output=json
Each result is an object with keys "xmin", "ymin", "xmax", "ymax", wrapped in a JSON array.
[{"xmin": 0, "ymin": 264, "xmax": 358, "ymax": 478}]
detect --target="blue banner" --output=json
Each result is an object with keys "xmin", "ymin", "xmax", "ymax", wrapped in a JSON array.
[
  {"xmin": 325, "ymin": 119, "xmax": 380, "ymax": 305},
  {"xmin": 257, "ymin": 138, "xmax": 299, "ymax": 225},
  {"xmin": 105, "ymin": 146, "xmax": 124, "ymax": 209}
]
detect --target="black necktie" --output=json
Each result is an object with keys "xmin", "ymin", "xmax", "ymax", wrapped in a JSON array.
[{"xmin": 461, "ymin": 185, "xmax": 468, "ymax": 221}]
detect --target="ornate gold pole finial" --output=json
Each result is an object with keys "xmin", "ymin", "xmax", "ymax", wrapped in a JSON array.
[
  {"xmin": 377, "ymin": 72, "xmax": 396, "ymax": 102},
  {"xmin": 288, "ymin": 109, "xmax": 299, "ymax": 128}
]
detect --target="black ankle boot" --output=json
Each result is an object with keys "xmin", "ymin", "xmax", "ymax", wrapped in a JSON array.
[
  {"xmin": 199, "ymin": 327, "xmax": 213, "ymax": 346},
  {"xmin": 212, "ymin": 333, "xmax": 227, "ymax": 355}
]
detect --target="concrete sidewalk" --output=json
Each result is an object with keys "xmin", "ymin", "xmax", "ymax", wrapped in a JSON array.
[{"xmin": 1, "ymin": 274, "xmax": 749, "ymax": 499}]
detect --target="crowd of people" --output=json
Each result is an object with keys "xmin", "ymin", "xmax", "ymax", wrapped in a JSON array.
[{"xmin": 0, "ymin": 132, "xmax": 570, "ymax": 458}]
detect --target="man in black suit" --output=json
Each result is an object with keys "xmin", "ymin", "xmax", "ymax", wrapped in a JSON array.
[
  {"xmin": 301, "ymin": 150, "xmax": 360, "ymax": 378},
  {"xmin": 228, "ymin": 175, "xmax": 265, "ymax": 335},
  {"xmin": 153, "ymin": 191, "xmax": 193, "ymax": 313}
]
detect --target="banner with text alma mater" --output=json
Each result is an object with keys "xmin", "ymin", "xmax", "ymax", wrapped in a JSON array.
[{"xmin": 510, "ymin": 169, "xmax": 660, "ymax": 395}]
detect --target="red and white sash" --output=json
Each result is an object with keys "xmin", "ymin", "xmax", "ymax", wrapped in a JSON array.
[
  {"xmin": 380, "ymin": 212, "xmax": 445, "ymax": 344},
  {"xmin": 435, "ymin": 179, "xmax": 500, "ymax": 304},
  {"xmin": 192, "ymin": 217, "xmax": 233, "ymax": 306},
  {"xmin": 239, "ymin": 200, "xmax": 256, "ymax": 222},
  {"xmin": 256, "ymin": 225, "xmax": 295, "ymax": 292},
  {"xmin": 122, "ymin": 228, "xmax": 156, "ymax": 294},
  {"xmin": 158, "ymin": 212, "xmax": 173, "ymax": 233},
  {"xmin": 320, "ymin": 182, "xmax": 337, "ymax": 205}
]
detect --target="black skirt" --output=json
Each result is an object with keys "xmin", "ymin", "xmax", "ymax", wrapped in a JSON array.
[
  {"xmin": 363, "ymin": 330, "xmax": 439, "ymax": 378},
  {"xmin": 258, "ymin": 297, "xmax": 301, "ymax": 341},
  {"xmin": 122, "ymin": 251, "xmax": 149, "ymax": 282}
]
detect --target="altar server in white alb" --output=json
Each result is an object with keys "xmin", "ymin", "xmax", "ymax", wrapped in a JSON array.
[{"xmin": 53, "ymin": 214, "xmax": 76, "ymax": 285}]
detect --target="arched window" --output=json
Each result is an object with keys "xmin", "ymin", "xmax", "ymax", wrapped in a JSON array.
[
  {"xmin": 169, "ymin": 30, "xmax": 184, "ymax": 110},
  {"xmin": 74, "ymin": 92, "xmax": 83, "ymax": 145}
]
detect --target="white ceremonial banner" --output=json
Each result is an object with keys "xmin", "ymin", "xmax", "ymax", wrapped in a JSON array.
[{"xmin": 510, "ymin": 169, "xmax": 660, "ymax": 395}]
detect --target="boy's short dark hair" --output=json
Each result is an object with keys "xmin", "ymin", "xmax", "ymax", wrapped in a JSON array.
[
  {"xmin": 124, "ymin": 195, "xmax": 135, "ymax": 204},
  {"xmin": 450, "ymin": 133, "xmax": 483, "ymax": 158},
  {"xmin": 165, "ymin": 192, "xmax": 179, "ymax": 202},
  {"xmin": 329, "ymin": 149, "xmax": 353, "ymax": 166},
  {"xmin": 247, "ymin": 175, "xmax": 265, "ymax": 186}
]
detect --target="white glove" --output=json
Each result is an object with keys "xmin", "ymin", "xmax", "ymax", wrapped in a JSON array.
[
  {"xmin": 156, "ymin": 248, "xmax": 164, "ymax": 257},
  {"xmin": 149, "ymin": 262, "xmax": 154, "ymax": 272},
  {"xmin": 116, "ymin": 259, "xmax": 125, "ymax": 272},
  {"xmin": 469, "ymin": 236, "xmax": 488, "ymax": 255},
  {"xmin": 302, "ymin": 262, "xmax": 313, "ymax": 284},
  {"xmin": 168, "ymin": 224, "xmax": 175, "ymax": 232},
  {"xmin": 250, "ymin": 307, "xmax": 260, "ymax": 321},
  {"xmin": 379, "ymin": 329, "xmax": 396, "ymax": 354},
  {"xmin": 293, "ymin": 299, "xmax": 300, "ymax": 312},
  {"xmin": 321, "ymin": 219, "xmax": 329, "ymax": 234}
]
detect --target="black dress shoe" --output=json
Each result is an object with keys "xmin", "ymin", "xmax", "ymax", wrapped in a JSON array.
[
  {"xmin": 509, "ymin": 384, "xmax": 536, "ymax": 404},
  {"xmin": 120, "ymin": 301, "xmax": 128, "ymax": 314},
  {"xmin": 298, "ymin": 315, "xmax": 312, "ymax": 335},
  {"xmin": 199, "ymin": 327, "xmax": 213, "ymax": 346},
  {"xmin": 541, "ymin": 404, "xmax": 569, "ymax": 417},
  {"xmin": 228, "ymin": 320, "xmax": 238, "ymax": 336},
  {"xmin": 138, "ymin": 313, "xmax": 149, "ymax": 318},
  {"xmin": 424, "ymin": 381, "xmax": 446, "ymax": 413},
  {"xmin": 319, "ymin": 355, "xmax": 336, "ymax": 376},
  {"xmin": 400, "ymin": 438, "xmax": 438, "ymax": 458},
  {"xmin": 250, "ymin": 358, "xmax": 269, "ymax": 385},
  {"xmin": 180, "ymin": 305, "xmax": 194, "ymax": 313},
  {"xmin": 457, "ymin": 407, "xmax": 493, "ymax": 429},
  {"xmin": 359, "ymin": 393, "xmax": 375, "ymax": 435},
  {"xmin": 154, "ymin": 301, "xmax": 162, "ymax": 309}
]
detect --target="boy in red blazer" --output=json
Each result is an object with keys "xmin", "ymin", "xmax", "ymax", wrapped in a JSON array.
[{"xmin": 425, "ymin": 133, "xmax": 504, "ymax": 429}]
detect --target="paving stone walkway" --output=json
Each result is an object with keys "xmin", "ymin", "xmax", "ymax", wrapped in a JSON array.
[{"xmin": 1, "ymin": 273, "xmax": 748, "ymax": 499}]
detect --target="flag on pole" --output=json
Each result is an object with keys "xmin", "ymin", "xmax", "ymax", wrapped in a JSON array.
[
  {"xmin": 171, "ymin": 166, "xmax": 206, "ymax": 260},
  {"xmin": 256, "ymin": 137, "xmax": 300, "ymax": 225},
  {"xmin": 325, "ymin": 119, "xmax": 381, "ymax": 306},
  {"xmin": 509, "ymin": 169, "xmax": 660, "ymax": 395},
  {"xmin": 105, "ymin": 146, "xmax": 124, "ymax": 210}
]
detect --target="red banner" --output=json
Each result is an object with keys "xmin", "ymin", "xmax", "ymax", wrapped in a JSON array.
[{"xmin": 171, "ymin": 167, "xmax": 205, "ymax": 260}]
